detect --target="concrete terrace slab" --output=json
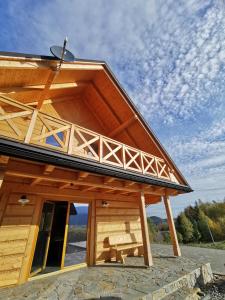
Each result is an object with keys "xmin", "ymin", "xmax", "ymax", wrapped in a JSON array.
[{"xmin": 0, "ymin": 245, "xmax": 214, "ymax": 300}]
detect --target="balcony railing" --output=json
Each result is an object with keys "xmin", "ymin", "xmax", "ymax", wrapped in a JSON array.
[{"xmin": 0, "ymin": 95, "xmax": 177, "ymax": 182}]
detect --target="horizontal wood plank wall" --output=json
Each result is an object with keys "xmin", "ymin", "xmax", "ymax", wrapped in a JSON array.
[
  {"xmin": 0, "ymin": 192, "xmax": 41, "ymax": 287},
  {"xmin": 95, "ymin": 198, "xmax": 143, "ymax": 262}
]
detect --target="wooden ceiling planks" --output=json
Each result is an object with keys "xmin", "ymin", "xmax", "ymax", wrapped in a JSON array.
[
  {"xmin": 4, "ymin": 157, "xmax": 179, "ymax": 199},
  {"xmin": 93, "ymin": 71, "xmax": 161, "ymax": 155},
  {"xmin": 50, "ymin": 95, "xmax": 105, "ymax": 133}
]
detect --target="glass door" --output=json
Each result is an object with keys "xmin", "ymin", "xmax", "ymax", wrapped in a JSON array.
[
  {"xmin": 30, "ymin": 202, "xmax": 55, "ymax": 276},
  {"xmin": 64, "ymin": 203, "xmax": 89, "ymax": 267}
]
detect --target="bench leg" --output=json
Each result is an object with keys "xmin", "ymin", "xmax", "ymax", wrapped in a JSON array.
[
  {"xmin": 138, "ymin": 246, "xmax": 144, "ymax": 256},
  {"xmin": 116, "ymin": 250, "xmax": 120, "ymax": 262},
  {"xmin": 119, "ymin": 251, "xmax": 125, "ymax": 264},
  {"xmin": 109, "ymin": 249, "xmax": 117, "ymax": 262}
]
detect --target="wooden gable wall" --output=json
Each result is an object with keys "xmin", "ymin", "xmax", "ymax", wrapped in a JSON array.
[{"xmin": 0, "ymin": 56, "xmax": 189, "ymax": 187}]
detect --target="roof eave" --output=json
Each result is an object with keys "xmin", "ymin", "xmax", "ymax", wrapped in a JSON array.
[{"xmin": 0, "ymin": 138, "xmax": 193, "ymax": 193}]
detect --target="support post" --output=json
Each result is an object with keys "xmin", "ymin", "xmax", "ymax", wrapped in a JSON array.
[
  {"xmin": 163, "ymin": 196, "xmax": 181, "ymax": 257},
  {"xmin": 0, "ymin": 156, "xmax": 9, "ymax": 190},
  {"xmin": 88, "ymin": 199, "xmax": 96, "ymax": 265},
  {"xmin": 24, "ymin": 109, "xmax": 38, "ymax": 144},
  {"xmin": 139, "ymin": 192, "xmax": 153, "ymax": 266}
]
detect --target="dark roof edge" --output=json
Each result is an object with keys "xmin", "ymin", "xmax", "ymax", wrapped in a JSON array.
[
  {"xmin": 0, "ymin": 50, "xmax": 105, "ymax": 64},
  {"xmin": 0, "ymin": 138, "xmax": 192, "ymax": 193}
]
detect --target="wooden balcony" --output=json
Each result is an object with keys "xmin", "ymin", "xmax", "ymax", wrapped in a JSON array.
[{"xmin": 0, "ymin": 95, "xmax": 177, "ymax": 183}]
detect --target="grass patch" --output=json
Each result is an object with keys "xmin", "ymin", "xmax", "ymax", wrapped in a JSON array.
[{"xmin": 186, "ymin": 240, "xmax": 225, "ymax": 250}]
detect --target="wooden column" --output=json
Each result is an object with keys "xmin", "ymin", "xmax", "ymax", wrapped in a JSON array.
[
  {"xmin": 88, "ymin": 199, "xmax": 96, "ymax": 266},
  {"xmin": 24, "ymin": 109, "xmax": 38, "ymax": 144},
  {"xmin": 163, "ymin": 196, "xmax": 181, "ymax": 257},
  {"xmin": 61, "ymin": 202, "xmax": 70, "ymax": 269},
  {"xmin": 0, "ymin": 156, "xmax": 9, "ymax": 190},
  {"xmin": 139, "ymin": 192, "xmax": 153, "ymax": 266}
]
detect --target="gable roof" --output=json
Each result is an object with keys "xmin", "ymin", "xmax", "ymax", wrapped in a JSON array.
[{"xmin": 0, "ymin": 50, "xmax": 192, "ymax": 193}]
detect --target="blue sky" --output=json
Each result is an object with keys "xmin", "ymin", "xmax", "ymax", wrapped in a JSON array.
[{"xmin": 0, "ymin": 0, "xmax": 225, "ymax": 217}]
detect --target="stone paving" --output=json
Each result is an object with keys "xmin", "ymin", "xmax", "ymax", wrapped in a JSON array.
[{"xmin": 0, "ymin": 244, "xmax": 216, "ymax": 300}]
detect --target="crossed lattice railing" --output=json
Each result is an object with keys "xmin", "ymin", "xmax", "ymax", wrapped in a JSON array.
[{"xmin": 0, "ymin": 95, "xmax": 177, "ymax": 182}]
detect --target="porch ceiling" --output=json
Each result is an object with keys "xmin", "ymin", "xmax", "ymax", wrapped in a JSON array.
[{"xmin": 1, "ymin": 156, "xmax": 181, "ymax": 204}]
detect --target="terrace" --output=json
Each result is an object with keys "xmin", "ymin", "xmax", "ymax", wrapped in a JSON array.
[{"xmin": 0, "ymin": 95, "xmax": 178, "ymax": 184}]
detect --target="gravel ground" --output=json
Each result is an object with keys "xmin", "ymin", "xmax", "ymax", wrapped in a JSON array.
[
  {"xmin": 151, "ymin": 243, "xmax": 225, "ymax": 274},
  {"xmin": 201, "ymin": 274, "xmax": 225, "ymax": 300}
]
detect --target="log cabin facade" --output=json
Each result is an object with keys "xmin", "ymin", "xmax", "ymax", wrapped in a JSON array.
[{"xmin": 0, "ymin": 51, "xmax": 192, "ymax": 288}]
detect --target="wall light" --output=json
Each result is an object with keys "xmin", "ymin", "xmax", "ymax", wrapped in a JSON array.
[
  {"xmin": 101, "ymin": 200, "xmax": 109, "ymax": 208},
  {"xmin": 18, "ymin": 195, "xmax": 30, "ymax": 206}
]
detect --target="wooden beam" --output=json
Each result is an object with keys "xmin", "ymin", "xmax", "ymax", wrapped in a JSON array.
[
  {"xmin": 3, "ymin": 182, "xmax": 137, "ymax": 202},
  {"xmin": 163, "ymin": 196, "xmax": 181, "ymax": 257},
  {"xmin": 0, "ymin": 155, "xmax": 9, "ymax": 166},
  {"xmin": 0, "ymin": 168, "xmax": 5, "ymax": 189},
  {"xmin": 37, "ymin": 70, "xmax": 58, "ymax": 109},
  {"xmin": 0, "ymin": 106, "xmax": 22, "ymax": 137},
  {"xmin": 0, "ymin": 81, "xmax": 88, "ymax": 95},
  {"xmin": 30, "ymin": 178, "xmax": 42, "ymax": 186},
  {"xmin": 109, "ymin": 115, "xmax": 138, "ymax": 138},
  {"xmin": 59, "ymin": 183, "xmax": 72, "ymax": 190},
  {"xmin": 6, "ymin": 165, "xmax": 165, "ymax": 196},
  {"xmin": 89, "ymin": 200, "xmax": 96, "ymax": 265},
  {"xmin": 24, "ymin": 109, "xmax": 38, "ymax": 143},
  {"xmin": 124, "ymin": 181, "xmax": 136, "ymax": 187},
  {"xmin": 78, "ymin": 171, "xmax": 89, "ymax": 181},
  {"xmin": 26, "ymin": 95, "xmax": 80, "ymax": 107},
  {"xmin": 81, "ymin": 186, "xmax": 96, "ymax": 192},
  {"xmin": 103, "ymin": 177, "xmax": 115, "ymax": 184},
  {"xmin": 43, "ymin": 165, "xmax": 55, "ymax": 175},
  {"xmin": 139, "ymin": 192, "xmax": 153, "ymax": 266},
  {"xmin": 0, "ymin": 156, "xmax": 9, "ymax": 189},
  {"xmin": 30, "ymin": 164, "xmax": 55, "ymax": 186},
  {"xmin": 90, "ymin": 83, "xmax": 139, "ymax": 147}
]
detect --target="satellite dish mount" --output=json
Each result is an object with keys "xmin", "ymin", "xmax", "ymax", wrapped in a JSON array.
[{"xmin": 50, "ymin": 37, "xmax": 75, "ymax": 70}]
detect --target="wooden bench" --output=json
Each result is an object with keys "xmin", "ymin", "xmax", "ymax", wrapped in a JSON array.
[{"xmin": 108, "ymin": 233, "xmax": 143, "ymax": 264}]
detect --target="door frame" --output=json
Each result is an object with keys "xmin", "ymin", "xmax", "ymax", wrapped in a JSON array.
[
  {"xmin": 30, "ymin": 201, "xmax": 55, "ymax": 277},
  {"xmin": 29, "ymin": 199, "xmax": 92, "ymax": 280}
]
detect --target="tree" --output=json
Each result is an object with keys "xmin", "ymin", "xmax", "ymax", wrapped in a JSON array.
[
  {"xmin": 176, "ymin": 213, "xmax": 194, "ymax": 243},
  {"xmin": 184, "ymin": 205, "xmax": 199, "ymax": 223},
  {"xmin": 177, "ymin": 231, "xmax": 183, "ymax": 243},
  {"xmin": 198, "ymin": 210, "xmax": 211, "ymax": 242},
  {"xmin": 192, "ymin": 220, "xmax": 201, "ymax": 242},
  {"xmin": 147, "ymin": 218, "xmax": 158, "ymax": 242}
]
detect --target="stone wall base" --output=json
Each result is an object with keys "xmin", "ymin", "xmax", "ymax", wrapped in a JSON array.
[{"xmin": 143, "ymin": 263, "xmax": 213, "ymax": 300}]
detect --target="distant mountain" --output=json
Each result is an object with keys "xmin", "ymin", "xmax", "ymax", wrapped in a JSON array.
[
  {"xmin": 75, "ymin": 206, "xmax": 88, "ymax": 214},
  {"xmin": 69, "ymin": 205, "xmax": 88, "ymax": 226},
  {"xmin": 149, "ymin": 216, "xmax": 167, "ymax": 225},
  {"xmin": 69, "ymin": 206, "xmax": 167, "ymax": 227}
]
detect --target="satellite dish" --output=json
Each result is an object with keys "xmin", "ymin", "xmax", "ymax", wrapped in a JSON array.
[{"xmin": 50, "ymin": 38, "xmax": 75, "ymax": 62}]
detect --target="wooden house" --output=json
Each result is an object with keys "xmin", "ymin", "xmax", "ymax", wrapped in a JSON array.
[{"xmin": 0, "ymin": 51, "xmax": 192, "ymax": 288}]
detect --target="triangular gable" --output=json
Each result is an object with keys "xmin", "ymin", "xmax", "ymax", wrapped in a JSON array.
[{"xmin": 0, "ymin": 52, "xmax": 190, "ymax": 190}]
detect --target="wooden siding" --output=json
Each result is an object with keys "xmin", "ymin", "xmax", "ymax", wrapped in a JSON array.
[
  {"xmin": 95, "ymin": 198, "xmax": 143, "ymax": 262},
  {"xmin": 0, "ymin": 193, "xmax": 41, "ymax": 287}
]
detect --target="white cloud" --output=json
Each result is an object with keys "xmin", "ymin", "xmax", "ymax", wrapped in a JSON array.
[{"xmin": 2, "ymin": 0, "xmax": 225, "ymax": 216}]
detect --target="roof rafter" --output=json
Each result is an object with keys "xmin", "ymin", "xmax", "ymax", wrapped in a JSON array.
[{"xmin": 109, "ymin": 115, "xmax": 138, "ymax": 138}]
